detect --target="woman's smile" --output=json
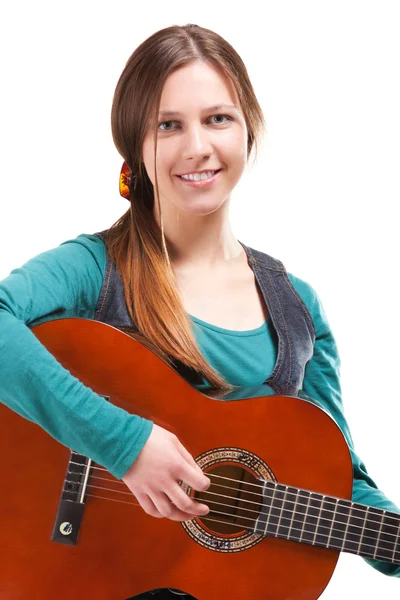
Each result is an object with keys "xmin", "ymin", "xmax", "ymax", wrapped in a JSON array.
[{"xmin": 175, "ymin": 169, "xmax": 223, "ymax": 188}]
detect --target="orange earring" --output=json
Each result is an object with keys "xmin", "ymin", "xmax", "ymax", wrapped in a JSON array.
[{"xmin": 119, "ymin": 161, "xmax": 137, "ymax": 199}]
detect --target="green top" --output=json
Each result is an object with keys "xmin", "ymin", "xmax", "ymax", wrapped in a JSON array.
[
  {"xmin": 0, "ymin": 232, "xmax": 398, "ymax": 577},
  {"xmin": 189, "ymin": 315, "xmax": 276, "ymax": 390}
]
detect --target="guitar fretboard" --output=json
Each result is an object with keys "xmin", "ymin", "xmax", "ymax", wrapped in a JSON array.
[{"xmin": 253, "ymin": 481, "xmax": 400, "ymax": 565}]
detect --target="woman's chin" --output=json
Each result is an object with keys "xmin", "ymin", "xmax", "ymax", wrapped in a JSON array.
[
  {"xmin": 177, "ymin": 190, "xmax": 230, "ymax": 212},
  {"xmin": 153, "ymin": 193, "xmax": 230, "ymax": 221},
  {"xmin": 180, "ymin": 199, "xmax": 227, "ymax": 217}
]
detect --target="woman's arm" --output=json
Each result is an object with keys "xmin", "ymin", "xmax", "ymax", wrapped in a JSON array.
[
  {"xmin": 300, "ymin": 282, "xmax": 400, "ymax": 577},
  {"xmin": 0, "ymin": 234, "xmax": 153, "ymax": 479}
]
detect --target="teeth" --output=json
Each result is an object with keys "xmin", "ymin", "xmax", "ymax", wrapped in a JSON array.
[{"xmin": 181, "ymin": 170, "xmax": 216, "ymax": 181}]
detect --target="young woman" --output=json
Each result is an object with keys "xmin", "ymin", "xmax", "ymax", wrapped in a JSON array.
[{"xmin": 0, "ymin": 23, "xmax": 399, "ymax": 599}]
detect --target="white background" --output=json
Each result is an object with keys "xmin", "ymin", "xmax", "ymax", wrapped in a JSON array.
[{"xmin": 0, "ymin": 1, "xmax": 399, "ymax": 597}]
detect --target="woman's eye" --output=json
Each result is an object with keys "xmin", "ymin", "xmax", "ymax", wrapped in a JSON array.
[
  {"xmin": 158, "ymin": 120, "xmax": 175, "ymax": 131},
  {"xmin": 209, "ymin": 114, "xmax": 231, "ymax": 125},
  {"xmin": 158, "ymin": 114, "xmax": 232, "ymax": 131}
]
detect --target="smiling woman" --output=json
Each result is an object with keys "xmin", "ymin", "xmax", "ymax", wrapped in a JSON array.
[
  {"xmin": 108, "ymin": 27, "xmax": 265, "ymax": 383},
  {"xmin": 0, "ymin": 21, "xmax": 399, "ymax": 600}
]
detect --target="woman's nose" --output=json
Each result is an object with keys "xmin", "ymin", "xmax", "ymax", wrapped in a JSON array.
[{"xmin": 181, "ymin": 124, "xmax": 213, "ymax": 160}]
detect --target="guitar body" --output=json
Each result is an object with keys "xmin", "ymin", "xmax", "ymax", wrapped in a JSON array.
[{"xmin": 0, "ymin": 318, "xmax": 353, "ymax": 600}]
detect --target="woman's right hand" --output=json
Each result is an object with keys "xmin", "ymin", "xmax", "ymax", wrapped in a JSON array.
[{"xmin": 122, "ymin": 423, "xmax": 211, "ymax": 522}]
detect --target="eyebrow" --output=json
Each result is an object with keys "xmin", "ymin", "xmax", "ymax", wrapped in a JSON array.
[{"xmin": 158, "ymin": 104, "xmax": 239, "ymax": 118}]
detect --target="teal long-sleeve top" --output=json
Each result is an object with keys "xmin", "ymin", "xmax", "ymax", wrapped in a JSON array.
[{"xmin": 0, "ymin": 232, "xmax": 399, "ymax": 577}]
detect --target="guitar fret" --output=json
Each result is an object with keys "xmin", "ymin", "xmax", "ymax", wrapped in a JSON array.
[
  {"xmin": 373, "ymin": 510, "xmax": 385, "ymax": 560},
  {"xmin": 357, "ymin": 505, "xmax": 370, "ymax": 556},
  {"xmin": 267, "ymin": 486, "xmax": 285, "ymax": 537},
  {"xmin": 288, "ymin": 489, "xmax": 310, "ymax": 542},
  {"xmin": 287, "ymin": 488, "xmax": 300, "ymax": 539},
  {"xmin": 316, "ymin": 495, "xmax": 337, "ymax": 547},
  {"xmin": 326, "ymin": 497, "xmax": 339, "ymax": 548},
  {"xmin": 341, "ymin": 501, "xmax": 358, "ymax": 553},
  {"xmin": 275, "ymin": 485, "xmax": 288, "ymax": 537},
  {"xmin": 264, "ymin": 482, "xmax": 278, "ymax": 536},
  {"xmin": 298, "ymin": 491, "xmax": 311, "ymax": 543},
  {"xmin": 312, "ymin": 495, "xmax": 324, "ymax": 545},
  {"xmin": 276, "ymin": 485, "xmax": 299, "ymax": 539},
  {"xmin": 328, "ymin": 499, "xmax": 348, "ymax": 549},
  {"xmin": 301, "ymin": 492, "xmax": 322, "ymax": 545}
]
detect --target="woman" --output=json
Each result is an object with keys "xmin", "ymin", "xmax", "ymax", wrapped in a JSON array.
[{"xmin": 0, "ymin": 23, "xmax": 399, "ymax": 599}]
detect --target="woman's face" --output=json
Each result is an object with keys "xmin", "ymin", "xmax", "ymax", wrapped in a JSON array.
[{"xmin": 142, "ymin": 60, "xmax": 248, "ymax": 218}]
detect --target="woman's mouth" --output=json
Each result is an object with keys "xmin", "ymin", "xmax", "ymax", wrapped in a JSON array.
[{"xmin": 175, "ymin": 169, "xmax": 222, "ymax": 188}]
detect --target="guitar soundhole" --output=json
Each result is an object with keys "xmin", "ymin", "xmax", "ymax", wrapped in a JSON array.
[{"xmin": 193, "ymin": 464, "xmax": 263, "ymax": 535}]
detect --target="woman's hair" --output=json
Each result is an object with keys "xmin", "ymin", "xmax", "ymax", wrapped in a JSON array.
[{"xmin": 105, "ymin": 23, "xmax": 266, "ymax": 390}]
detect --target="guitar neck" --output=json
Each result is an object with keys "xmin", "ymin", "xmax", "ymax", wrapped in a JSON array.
[{"xmin": 253, "ymin": 480, "xmax": 400, "ymax": 565}]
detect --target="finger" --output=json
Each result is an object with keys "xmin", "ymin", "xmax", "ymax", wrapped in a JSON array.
[
  {"xmin": 176, "ymin": 440, "xmax": 199, "ymax": 469},
  {"xmin": 169, "ymin": 483, "xmax": 210, "ymax": 516},
  {"xmin": 136, "ymin": 493, "xmax": 163, "ymax": 519},
  {"xmin": 176, "ymin": 442, "xmax": 209, "ymax": 482},
  {"xmin": 152, "ymin": 491, "xmax": 199, "ymax": 522},
  {"xmin": 179, "ymin": 461, "xmax": 211, "ymax": 493}
]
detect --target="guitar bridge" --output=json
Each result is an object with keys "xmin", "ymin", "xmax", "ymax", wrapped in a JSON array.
[{"xmin": 50, "ymin": 450, "xmax": 93, "ymax": 545}]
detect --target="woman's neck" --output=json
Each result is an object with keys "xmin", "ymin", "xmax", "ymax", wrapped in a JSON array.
[{"xmin": 154, "ymin": 201, "xmax": 243, "ymax": 270}]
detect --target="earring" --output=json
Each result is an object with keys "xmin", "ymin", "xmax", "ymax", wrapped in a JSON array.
[{"xmin": 119, "ymin": 161, "xmax": 137, "ymax": 199}]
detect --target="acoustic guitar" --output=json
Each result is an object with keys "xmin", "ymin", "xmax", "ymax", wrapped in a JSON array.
[{"xmin": 0, "ymin": 318, "xmax": 399, "ymax": 599}]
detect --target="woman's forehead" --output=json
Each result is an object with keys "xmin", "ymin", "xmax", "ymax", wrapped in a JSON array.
[{"xmin": 158, "ymin": 62, "xmax": 240, "ymax": 113}]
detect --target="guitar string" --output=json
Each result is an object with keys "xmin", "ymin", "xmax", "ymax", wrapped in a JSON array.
[
  {"xmin": 70, "ymin": 459, "xmax": 396, "ymax": 519},
  {"xmin": 68, "ymin": 466, "xmax": 400, "ymax": 537},
  {"xmin": 67, "ymin": 462, "xmax": 400, "ymax": 535},
  {"xmin": 70, "ymin": 459, "xmax": 398, "ymax": 521},
  {"xmin": 64, "ymin": 475, "xmax": 400, "ymax": 543},
  {"xmin": 73, "ymin": 471, "xmax": 400, "ymax": 541},
  {"xmin": 78, "ymin": 491, "xmax": 400, "ymax": 565}
]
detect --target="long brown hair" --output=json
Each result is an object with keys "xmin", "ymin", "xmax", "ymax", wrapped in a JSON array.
[{"xmin": 105, "ymin": 23, "xmax": 266, "ymax": 390}]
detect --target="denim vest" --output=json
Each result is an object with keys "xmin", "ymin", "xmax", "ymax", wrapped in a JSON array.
[{"xmin": 93, "ymin": 230, "xmax": 316, "ymax": 396}]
